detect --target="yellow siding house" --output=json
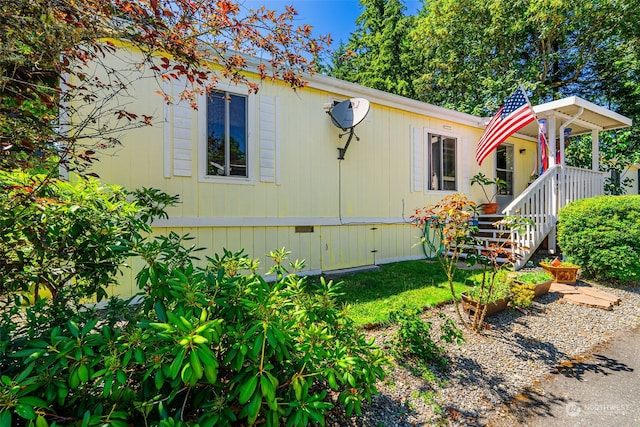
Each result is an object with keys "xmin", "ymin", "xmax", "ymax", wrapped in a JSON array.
[{"xmin": 88, "ymin": 49, "xmax": 539, "ymax": 296}]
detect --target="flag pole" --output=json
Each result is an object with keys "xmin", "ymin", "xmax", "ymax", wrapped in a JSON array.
[
  {"xmin": 475, "ymin": 85, "xmax": 537, "ymax": 166},
  {"xmin": 518, "ymin": 84, "xmax": 545, "ymax": 175},
  {"xmin": 517, "ymin": 83, "xmax": 539, "ymax": 127}
]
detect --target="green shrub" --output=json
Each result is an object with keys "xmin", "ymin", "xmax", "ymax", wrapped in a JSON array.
[
  {"xmin": 558, "ymin": 195, "xmax": 640, "ymax": 282},
  {"xmin": 389, "ymin": 308, "xmax": 464, "ymax": 367},
  {"xmin": 510, "ymin": 282, "xmax": 535, "ymax": 308},
  {"xmin": 0, "ymin": 170, "xmax": 177, "ymax": 304},
  {"xmin": 0, "ymin": 170, "xmax": 388, "ymax": 426},
  {"xmin": 2, "ymin": 241, "xmax": 388, "ymax": 426}
]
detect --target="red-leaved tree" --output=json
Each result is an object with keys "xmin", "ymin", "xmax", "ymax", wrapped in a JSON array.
[{"xmin": 1, "ymin": 0, "xmax": 330, "ymax": 175}]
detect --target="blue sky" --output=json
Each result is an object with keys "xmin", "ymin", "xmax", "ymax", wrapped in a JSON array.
[{"xmin": 241, "ymin": 1, "xmax": 423, "ymax": 49}]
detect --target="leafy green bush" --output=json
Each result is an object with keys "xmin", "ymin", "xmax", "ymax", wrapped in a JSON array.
[
  {"xmin": 557, "ymin": 195, "xmax": 640, "ymax": 282},
  {"xmin": 389, "ymin": 308, "xmax": 464, "ymax": 367},
  {"xmin": 464, "ymin": 270, "xmax": 512, "ymax": 303},
  {"xmin": 0, "ymin": 171, "xmax": 388, "ymax": 427},
  {"xmin": 510, "ymin": 282, "xmax": 535, "ymax": 308},
  {"xmin": 0, "ymin": 170, "xmax": 177, "ymax": 304}
]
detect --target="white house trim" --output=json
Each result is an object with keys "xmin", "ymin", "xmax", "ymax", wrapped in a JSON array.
[
  {"xmin": 152, "ymin": 216, "xmax": 411, "ymax": 228},
  {"xmin": 307, "ymin": 73, "xmax": 482, "ymax": 129}
]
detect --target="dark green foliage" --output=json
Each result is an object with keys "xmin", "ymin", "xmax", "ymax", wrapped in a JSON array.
[
  {"xmin": 0, "ymin": 170, "xmax": 155, "ymax": 304},
  {"xmin": 327, "ymin": 0, "xmax": 419, "ymax": 98},
  {"xmin": 135, "ymin": 246, "xmax": 387, "ymax": 426},
  {"xmin": 558, "ymin": 195, "xmax": 640, "ymax": 282},
  {"xmin": 566, "ymin": 130, "xmax": 640, "ymax": 195},
  {"xmin": 389, "ymin": 308, "xmax": 464, "ymax": 367},
  {"xmin": 0, "ymin": 175, "xmax": 388, "ymax": 426}
]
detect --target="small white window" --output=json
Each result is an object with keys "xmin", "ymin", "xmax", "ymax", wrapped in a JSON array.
[
  {"xmin": 199, "ymin": 85, "xmax": 254, "ymax": 183},
  {"xmin": 206, "ymin": 90, "xmax": 248, "ymax": 177},
  {"xmin": 428, "ymin": 133, "xmax": 457, "ymax": 191}
]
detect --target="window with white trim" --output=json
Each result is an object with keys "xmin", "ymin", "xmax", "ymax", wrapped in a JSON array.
[
  {"xmin": 428, "ymin": 133, "xmax": 457, "ymax": 191},
  {"xmin": 205, "ymin": 90, "xmax": 248, "ymax": 178}
]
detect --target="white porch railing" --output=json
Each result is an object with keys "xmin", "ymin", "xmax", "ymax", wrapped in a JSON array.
[{"xmin": 502, "ymin": 164, "xmax": 605, "ymax": 268}]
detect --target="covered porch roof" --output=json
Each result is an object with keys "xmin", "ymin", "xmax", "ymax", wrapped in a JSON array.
[
  {"xmin": 515, "ymin": 96, "xmax": 632, "ymax": 170},
  {"xmin": 517, "ymin": 96, "xmax": 632, "ymax": 139}
]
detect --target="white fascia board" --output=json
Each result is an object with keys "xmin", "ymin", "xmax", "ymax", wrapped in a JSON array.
[
  {"xmin": 306, "ymin": 73, "xmax": 484, "ymax": 128},
  {"xmin": 534, "ymin": 96, "xmax": 633, "ymax": 128},
  {"xmin": 237, "ymin": 54, "xmax": 484, "ymax": 129}
]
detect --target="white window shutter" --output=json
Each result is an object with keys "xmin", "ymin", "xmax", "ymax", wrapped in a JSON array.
[
  {"xmin": 410, "ymin": 126, "xmax": 424, "ymax": 192},
  {"xmin": 165, "ymin": 80, "xmax": 192, "ymax": 177},
  {"xmin": 460, "ymin": 137, "xmax": 472, "ymax": 193},
  {"xmin": 259, "ymin": 95, "xmax": 280, "ymax": 184},
  {"xmin": 163, "ymin": 81, "xmax": 171, "ymax": 178}
]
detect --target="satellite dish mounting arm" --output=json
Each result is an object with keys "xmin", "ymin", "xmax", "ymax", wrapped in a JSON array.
[
  {"xmin": 337, "ymin": 127, "xmax": 358, "ymax": 160},
  {"xmin": 326, "ymin": 108, "xmax": 360, "ymax": 160}
]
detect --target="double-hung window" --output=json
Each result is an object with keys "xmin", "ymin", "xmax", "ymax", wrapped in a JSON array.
[
  {"xmin": 206, "ymin": 90, "xmax": 248, "ymax": 178},
  {"xmin": 428, "ymin": 133, "xmax": 457, "ymax": 191}
]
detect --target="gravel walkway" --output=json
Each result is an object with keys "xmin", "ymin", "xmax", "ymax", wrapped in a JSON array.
[{"xmin": 326, "ymin": 279, "xmax": 640, "ymax": 426}]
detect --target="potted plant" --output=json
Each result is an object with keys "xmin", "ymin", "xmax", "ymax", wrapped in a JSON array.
[
  {"xmin": 513, "ymin": 270, "xmax": 553, "ymax": 298},
  {"xmin": 540, "ymin": 257, "xmax": 580, "ymax": 284},
  {"xmin": 461, "ymin": 216, "xmax": 533, "ymax": 330},
  {"xmin": 412, "ymin": 195, "xmax": 533, "ymax": 332},
  {"xmin": 461, "ymin": 270, "xmax": 512, "ymax": 317},
  {"xmin": 470, "ymin": 172, "xmax": 508, "ymax": 214},
  {"xmin": 467, "ymin": 203, "xmax": 481, "ymax": 227}
]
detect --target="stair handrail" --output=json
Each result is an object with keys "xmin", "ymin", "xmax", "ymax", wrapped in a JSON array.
[
  {"xmin": 502, "ymin": 165, "xmax": 560, "ymax": 268},
  {"xmin": 503, "ymin": 164, "xmax": 606, "ymax": 268}
]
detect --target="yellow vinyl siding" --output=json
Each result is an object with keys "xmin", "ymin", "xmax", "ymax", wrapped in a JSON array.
[{"xmin": 85, "ymin": 46, "xmax": 538, "ymax": 297}]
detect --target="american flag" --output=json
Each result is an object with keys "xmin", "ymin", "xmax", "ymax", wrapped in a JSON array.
[
  {"xmin": 475, "ymin": 88, "xmax": 536, "ymax": 165},
  {"xmin": 539, "ymin": 118, "xmax": 549, "ymax": 173}
]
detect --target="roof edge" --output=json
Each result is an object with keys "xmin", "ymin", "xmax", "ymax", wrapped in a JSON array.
[{"xmin": 533, "ymin": 96, "xmax": 632, "ymax": 128}]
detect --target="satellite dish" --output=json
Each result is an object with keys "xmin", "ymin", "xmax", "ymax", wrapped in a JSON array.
[
  {"xmin": 325, "ymin": 98, "xmax": 370, "ymax": 159},
  {"xmin": 328, "ymin": 98, "xmax": 370, "ymax": 131}
]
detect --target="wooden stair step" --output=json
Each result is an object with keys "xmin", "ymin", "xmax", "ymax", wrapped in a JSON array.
[{"xmin": 475, "ymin": 233, "xmax": 511, "ymax": 240}]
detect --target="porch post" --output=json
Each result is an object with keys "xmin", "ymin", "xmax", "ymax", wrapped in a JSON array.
[
  {"xmin": 548, "ymin": 116, "xmax": 557, "ymax": 165},
  {"xmin": 591, "ymin": 129, "xmax": 599, "ymax": 171},
  {"xmin": 547, "ymin": 116, "xmax": 557, "ymax": 255}
]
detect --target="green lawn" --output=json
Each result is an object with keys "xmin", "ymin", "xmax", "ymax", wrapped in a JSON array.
[{"xmin": 311, "ymin": 260, "xmax": 477, "ymax": 326}]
